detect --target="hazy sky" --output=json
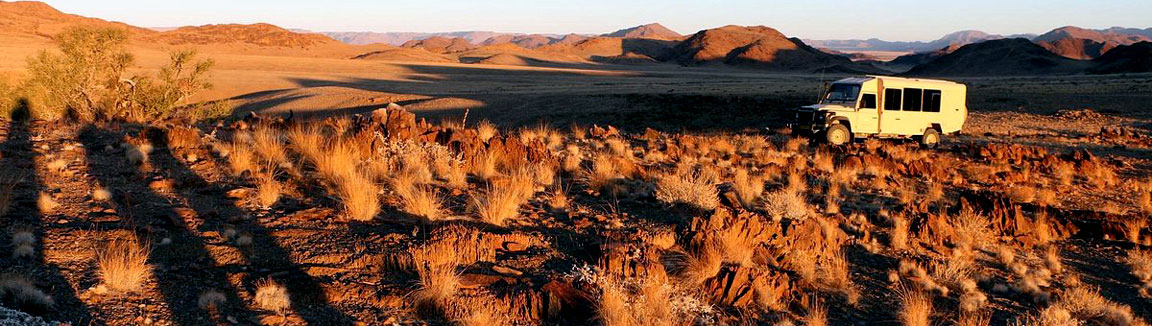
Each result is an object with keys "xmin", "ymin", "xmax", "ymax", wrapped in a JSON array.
[{"xmin": 43, "ymin": 0, "xmax": 1152, "ymax": 41}]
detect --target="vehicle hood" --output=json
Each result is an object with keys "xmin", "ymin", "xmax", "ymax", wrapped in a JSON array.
[{"xmin": 800, "ymin": 104, "xmax": 854, "ymax": 112}]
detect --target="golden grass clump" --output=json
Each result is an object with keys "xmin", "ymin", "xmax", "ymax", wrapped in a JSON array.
[
  {"xmin": 678, "ymin": 242, "xmax": 723, "ymax": 285},
  {"xmin": 468, "ymin": 150, "xmax": 500, "ymax": 181},
  {"xmin": 890, "ymin": 212, "xmax": 909, "ymax": 251},
  {"xmin": 92, "ymin": 186, "xmax": 112, "ymax": 201},
  {"xmin": 547, "ymin": 185, "xmax": 569, "ymax": 211},
  {"xmin": 655, "ymin": 166, "xmax": 719, "ymax": 210},
  {"xmin": 255, "ymin": 172, "xmax": 281, "ymax": 208},
  {"xmin": 96, "ymin": 237, "xmax": 151, "ymax": 293},
  {"xmin": 804, "ymin": 300, "xmax": 828, "ymax": 326},
  {"xmin": 732, "ymin": 168, "xmax": 765, "ymax": 208},
  {"xmin": 335, "ymin": 170, "xmax": 380, "ymax": 222},
  {"xmin": 251, "ymin": 125, "xmax": 288, "ymax": 166},
  {"xmin": 472, "ymin": 168, "xmax": 534, "ymax": 225},
  {"xmin": 1126, "ymin": 249, "xmax": 1152, "ymax": 284},
  {"xmin": 400, "ymin": 185, "xmax": 445, "ymax": 221},
  {"xmin": 226, "ymin": 141, "xmax": 255, "ymax": 175},
  {"xmin": 36, "ymin": 192, "xmax": 57, "ymax": 214},
  {"xmin": 475, "ymin": 120, "xmax": 498, "ymax": 143},
  {"xmin": 410, "ymin": 243, "xmax": 462, "ymax": 312},
  {"xmin": 286, "ymin": 123, "xmax": 326, "ymax": 164},
  {"xmin": 899, "ymin": 289, "xmax": 933, "ymax": 326},
  {"xmin": 254, "ymin": 278, "xmax": 291, "ymax": 314},
  {"xmin": 586, "ymin": 152, "xmax": 620, "ymax": 193}
]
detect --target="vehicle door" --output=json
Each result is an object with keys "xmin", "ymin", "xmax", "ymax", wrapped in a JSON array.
[
  {"xmin": 855, "ymin": 92, "xmax": 879, "ymax": 134},
  {"xmin": 879, "ymin": 88, "xmax": 905, "ymax": 135}
]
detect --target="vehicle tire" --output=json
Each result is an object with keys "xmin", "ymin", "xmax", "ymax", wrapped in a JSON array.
[
  {"xmin": 825, "ymin": 124, "xmax": 850, "ymax": 146},
  {"xmin": 921, "ymin": 128, "xmax": 941, "ymax": 148}
]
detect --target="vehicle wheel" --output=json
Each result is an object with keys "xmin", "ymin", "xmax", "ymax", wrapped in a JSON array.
[
  {"xmin": 921, "ymin": 128, "xmax": 941, "ymax": 148},
  {"xmin": 825, "ymin": 124, "xmax": 850, "ymax": 146}
]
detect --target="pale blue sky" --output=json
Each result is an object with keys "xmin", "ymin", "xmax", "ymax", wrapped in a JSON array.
[{"xmin": 42, "ymin": 0, "xmax": 1152, "ymax": 41}]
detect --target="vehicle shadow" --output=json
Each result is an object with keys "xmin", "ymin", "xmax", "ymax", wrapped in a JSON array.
[
  {"xmin": 78, "ymin": 124, "xmax": 261, "ymax": 326},
  {"xmin": 0, "ymin": 105, "xmax": 96, "ymax": 324},
  {"xmin": 147, "ymin": 128, "xmax": 356, "ymax": 325}
]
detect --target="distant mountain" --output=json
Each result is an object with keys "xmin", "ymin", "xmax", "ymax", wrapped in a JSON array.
[
  {"xmin": 321, "ymin": 31, "xmax": 522, "ymax": 45},
  {"xmin": 904, "ymin": 38, "xmax": 1088, "ymax": 76},
  {"xmin": 602, "ymin": 23, "xmax": 683, "ymax": 40},
  {"xmin": 668, "ymin": 25, "xmax": 878, "ymax": 73},
  {"xmin": 1033, "ymin": 26, "xmax": 1151, "ymax": 59},
  {"xmin": 400, "ymin": 36, "xmax": 475, "ymax": 53},
  {"xmin": 1089, "ymin": 41, "xmax": 1152, "ymax": 74},
  {"xmin": 479, "ymin": 34, "xmax": 555, "ymax": 49},
  {"xmin": 807, "ymin": 30, "xmax": 1009, "ymax": 52}
]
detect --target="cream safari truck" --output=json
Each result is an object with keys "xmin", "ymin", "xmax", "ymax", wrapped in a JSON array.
[{"xmin": 790, "ymin": 76, "xmax": 967, "ymax": 147}]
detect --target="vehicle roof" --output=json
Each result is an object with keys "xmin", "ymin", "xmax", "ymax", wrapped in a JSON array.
[{"xmin": 833, "ymin": 76, "xmax": 963, "ymax": 86}]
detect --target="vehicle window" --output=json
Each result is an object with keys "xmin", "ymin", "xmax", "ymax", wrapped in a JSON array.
[
  {"xmin": 884, "ymin": 89, "xmax": 902, "ymax": 111},
  {"xmin": 822, "ymin": 84, "xmax": 861, "ymax": 105},
  {"xmin": 923, "ymin": 89, "xmax": 942, "ymax": 112},
  {"xmin": 903, "ymin": 88, "xmax": 923, "ymax": 111},
  {"xmin": 860, "ymin": 94, "xmax": 876, "ymax": 109}
]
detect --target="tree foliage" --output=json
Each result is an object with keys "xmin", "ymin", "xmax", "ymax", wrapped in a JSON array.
[
  {"xmin": 25, "ymin": 27, "xmax": 132, "ymax": 121},
  {"xmin": 22, "ymin": 26, "xmax": 214, "ymax": 122}
]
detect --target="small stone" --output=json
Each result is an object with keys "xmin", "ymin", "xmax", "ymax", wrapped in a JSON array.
[{"xmin": 492, "ymin": 265, "xmax": 523, "ymax": 276}]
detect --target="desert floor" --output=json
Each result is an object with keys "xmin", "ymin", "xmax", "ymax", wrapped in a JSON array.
[{"xmin": 1, "ymin": 42, "xmax": 1152, "ymax": 326}]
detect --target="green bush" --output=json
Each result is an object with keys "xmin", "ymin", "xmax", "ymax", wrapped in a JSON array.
[
  {"xmin": 22, "ymin": 26, "xmax": 215, "ymax": 122},
  {"xmin": 123, "ymin": 49, "xmax": 215, "ymax": 121},
  {"xmin": 24, "ymin": 27, "xmax": 133, "ymax": 121}
]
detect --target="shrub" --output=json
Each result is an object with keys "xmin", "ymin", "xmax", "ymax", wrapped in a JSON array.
[
  {"xmin": 23, "ymin": 27, "xmax": 132, "ymax": 121},
  {"xmin": 122, "ymin": 49, "xmax": 214, "ymax": 121}
]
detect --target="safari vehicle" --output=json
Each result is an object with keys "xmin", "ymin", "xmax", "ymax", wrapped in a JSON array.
[{"xmin": 790, "ymin": 76, "xmax": 967, "ymax": 147}]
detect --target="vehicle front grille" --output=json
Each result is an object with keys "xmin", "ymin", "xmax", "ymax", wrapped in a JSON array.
[{"xmin": 796, "ymin": 111, "xmax": 815, "ymax": 123}]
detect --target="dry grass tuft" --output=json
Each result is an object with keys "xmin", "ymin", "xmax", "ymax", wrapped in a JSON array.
[
  {"xmin": 36, "ymin": 192, "xmax": 58, "ymax": 214},
  {"xmin": 96, "ymin": 237, "xmax": 151, "ymax": 293},
  {"xmin": 255, "ymin": 171, "xmax": 281, "ymax": 208},
  {"xmin": 586, "ymin": 153, "xmax": 620, "ymax": 193},
  {"xmin": 804, "ymin": 300, "xmax": 828, "ymax": 326},
  {"xmin": 679, "ymin": 242, "xmax": 723, "ymax": 285},
  {"xmin": 335, "ymin": 170, "xmax": 380, "ymax": 222},
  {"xmin": 254, "ymin": 278, "xmax": 291, "ymax": 314},
  {"xmin": 655, "ymin": 166, "xmax": 719, "ymax": 210},
  {"xmin": 410, "ymin": 244, "xmax": 462, "ymax": 312},
  {"xmin": 0, "ymin": 274, "xmax": 55, "ymax": 311},
  {"xmin": 197, "ymin": 290, "xmax": 226, "ymax": 311},
  {"xmin": 476, "ymin": 120, "xmax": 498, "ymax": 143},
  {"xmin": 399, "ymin": 184, "xmax": 445, "ymax": 221},
  {"xmin": 1126, "ymin": 249, "xmax": 1152, "ymax": 283},
  {"xmin": 92, "ymin": 186, "xmax": 112, "ymax": 201},
  {"xmin": 732, "ymin": 168, "xmax": 765, "ymax": 208},
  {"xmin": 10, "ymin": 230, "xmax": 35, "ymax": 259},
  {"xmin": 890, "ymin": 212, "xmax": 909, "ymax": 251},
  {"xmin": 761, "ymin": 189, "xmax": 811, "ymax": 221},
  {"xmin": 226, "ymin": 141, "xmax": 255, "ymax": 175},
  {"xmin": 456, "ymin": 305, "xmax": 507, "ymax": 326},
  {"xmin": 251, "ymin": 125, "xmax": 288, "ymax": 166},
  {"xmin": 472, "ymin": 169, "xmax": 534, "ymax": 225},
  {"xmin": 899, "ymin": 289, "xmax": 933, "ymax": 326}
]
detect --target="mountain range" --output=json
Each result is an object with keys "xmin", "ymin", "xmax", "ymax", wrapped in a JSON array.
[{"xmin": 0, "ymin": 1, "xmax": 1149, "ymax": 76}]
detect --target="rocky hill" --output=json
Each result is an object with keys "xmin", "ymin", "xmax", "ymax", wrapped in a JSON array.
[
  {"xmin": 668, "ymin": 25, "xmax": 866, "ymax": 72},
  {"xmin": 602, "ymin": 23, "xmax": 683, "ymax": 40},
  {"xmin": 904, "ymin": 38, "xmax": 1088, "ymax": 76}
]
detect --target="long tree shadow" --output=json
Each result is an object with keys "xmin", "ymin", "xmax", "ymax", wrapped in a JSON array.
[
  {"xmin": 146, "ymin": 129, "xmax": 355, "ymax": 325},
  {"xmin": 78, "ymin": 124, "xmax": 259, "ymax": 326},
  {"xmin": 0, "ymin": 109, "xmax": 96, "ymax": 324}
]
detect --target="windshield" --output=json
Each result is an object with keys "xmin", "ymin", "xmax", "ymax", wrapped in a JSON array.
[{"xmin": 822, "ymin": 83, "xmax": 861, "ymax": 105}]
